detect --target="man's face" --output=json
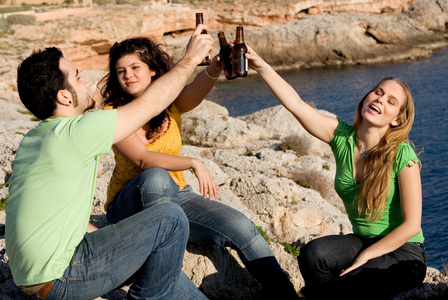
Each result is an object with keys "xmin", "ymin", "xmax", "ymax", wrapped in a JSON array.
[{"xmin": 59, "ymin": 57, "xmax": 95, "ymax": 113}]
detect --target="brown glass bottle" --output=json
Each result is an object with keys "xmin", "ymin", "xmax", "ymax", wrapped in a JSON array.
[
  {"xmin": 217, "ymin": 32, "xmax": 236, "ymax": 80},
  {"xmin": 196, "ymin": 12, "xmax": 211, "ymax": 66},
  {"xmin": 231, "ymin": 26, "xmax": 248, "ymax": 77}
]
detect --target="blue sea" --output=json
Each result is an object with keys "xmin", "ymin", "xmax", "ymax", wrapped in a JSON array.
[{"xmin": 206, "ymin": 48, "xmax": 448, "ymax": 270}]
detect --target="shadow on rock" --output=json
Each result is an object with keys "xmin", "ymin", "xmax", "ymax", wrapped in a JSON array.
[{"xmin": 186, "ymin": 243, "xmax": 262, "ymax": 300}]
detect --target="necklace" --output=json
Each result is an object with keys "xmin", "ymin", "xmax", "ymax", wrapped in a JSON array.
[{"xmin": 356, "ymin": 133, "xmax": 369, "ymax": 159}]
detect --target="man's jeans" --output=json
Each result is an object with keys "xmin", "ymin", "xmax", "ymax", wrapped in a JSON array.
[
  {"xmin": 298, "ymin": 234, "xmax": 427, "ymax": 299},
  {"xmin": 43, "ymin": 201, "xmax": 190, "ymax": 300}
]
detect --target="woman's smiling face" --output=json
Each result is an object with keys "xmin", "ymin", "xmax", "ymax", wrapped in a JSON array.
[
  {"xmin": 361, "ymin": 79, "xmax": 405, "ymax": 129},
  {"xmin": 116, "ymin": 53, "xmax": 156, "ymax": 98}
]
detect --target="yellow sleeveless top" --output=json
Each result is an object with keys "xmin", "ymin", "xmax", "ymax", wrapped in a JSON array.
[{"xmin": 104, "ymin": 103, "xmax": 187, "ymax": 210}]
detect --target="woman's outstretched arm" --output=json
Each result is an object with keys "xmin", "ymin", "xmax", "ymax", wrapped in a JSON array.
[
  {"xmin": 246, "ymin": 46, "xmax": 339, "ymax": 144},
  {"xmin": 174, "ymin": 54, "xmax": 223, "ymax": 113}
]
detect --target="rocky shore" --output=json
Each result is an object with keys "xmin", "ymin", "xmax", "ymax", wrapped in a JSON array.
[
  {"xmin": 1, "ymin": 0, "xmax": 448, "ymax": 299},
  {"xmin": 1, "ymin": 100, "xmax": 448, "ymax": 299}
]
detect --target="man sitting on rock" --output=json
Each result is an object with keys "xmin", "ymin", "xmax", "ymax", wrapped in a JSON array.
[{"xmin": 5, "ymin": 25, "xmax": 213, "ymax": 300}]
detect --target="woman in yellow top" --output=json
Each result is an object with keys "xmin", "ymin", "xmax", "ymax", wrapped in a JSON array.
[{"xmin": 100, "ymin": 36, "xmax": 298, "ymax": 299}]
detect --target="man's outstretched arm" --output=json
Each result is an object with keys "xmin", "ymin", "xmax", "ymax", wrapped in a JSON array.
[{"xmin": 114, "ymin": 24, "xmax": 214, "ymax": 144}]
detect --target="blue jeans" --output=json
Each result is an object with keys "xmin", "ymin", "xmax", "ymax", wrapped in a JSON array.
[
  {"xmin": 107, "ymin": 168, "xmax": 290, "ymax": 297},
  {"xmin": 176, "ymin": 186, "xmax": 274, "ymax": 263},
  {"xmin": 298, "ymin": 234, "xmax": 427, "ymax": 299},
  {"xmin": 107, "ymin": 168, "xmax": 274, "ymax": 265},
  {"xmin": 107, "ymin": 168, "xmax": 207, "ymax": 300},
  {"xmin": 43, "ymin": 201, "xmax": 190, "ymax": 300}
]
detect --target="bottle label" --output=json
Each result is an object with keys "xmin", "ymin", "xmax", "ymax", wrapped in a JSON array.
[{"xmin": 236, "ymin": 56, "xmax": 248, "ymax": 72}]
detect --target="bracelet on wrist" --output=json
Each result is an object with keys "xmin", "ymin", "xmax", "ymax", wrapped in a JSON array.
[{"xmin": 205, "ymin": 67, "xmax": 220, "ymax": 80}]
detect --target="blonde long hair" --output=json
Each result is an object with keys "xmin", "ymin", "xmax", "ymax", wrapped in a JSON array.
[{"xmin": 353, "ymin": 77, "xmax": 415, "ymax": 222}]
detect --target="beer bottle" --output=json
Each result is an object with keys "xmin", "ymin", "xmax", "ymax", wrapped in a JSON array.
[
  {"xmin": 196, "ymin": 12, "xmax": 211, "ymax": 66},
  {"xmin": 231, "ymin": 26, "xmax": 248, "ymax": 77},
  {"xmin": 217, "ymin": 32, "xmax": 236, "ymax": 80}
]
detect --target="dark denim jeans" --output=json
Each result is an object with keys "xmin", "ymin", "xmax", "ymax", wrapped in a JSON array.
[
  {"xmin": 44, "ymin": 201, "xmax": 189, "ymax": 300},
  {"xmin": 298, "ymin": 234, "xmax": 427, "ymax": 300}
]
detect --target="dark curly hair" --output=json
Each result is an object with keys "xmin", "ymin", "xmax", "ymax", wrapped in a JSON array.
[
  {"xmin": 17, "ymin": 47, "xmax": 68, "ymax": 120},
  {"xmin": 100, "ymin": 37, "xmax": 175, "ymax": 138}
]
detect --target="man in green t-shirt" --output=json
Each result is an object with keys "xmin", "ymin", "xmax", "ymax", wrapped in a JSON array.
[{"xmin": 6, "ymin": 24, "xmax": 213, "ymax": 300}]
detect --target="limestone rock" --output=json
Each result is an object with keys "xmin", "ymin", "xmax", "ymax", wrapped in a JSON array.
[
  {"xmin": 246, "ymin": 11, "xmax": 445, "ymax": 69},
  {"xmin": 239, "ymin": 105, "xmax": 333, "ymax": 156},
  {"xmin": 182, "ymin": 112, "xmax": 266, "ymax": 148},
  {"xmin": 406, "ymin": 0, "xmax": 448, "ymax": 32}
]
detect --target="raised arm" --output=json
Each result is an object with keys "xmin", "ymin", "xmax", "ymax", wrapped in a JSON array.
[
  {"xmin": 174, "ymin": 54, "xmax": 223, "ymax": 113},
  {"xmin": 113, "ymin": 24, "xmax": 214, "ymax": 144},
  {"xmin": 340, "ymin": 161, "xmax": 422, "ymax": 276},
  {"xmin": 246, "ymin": 47, "xmax": 338, "ymax": 143},
  {"xmin": 114, "ymin": 133, "xmax": 217, "ymax": 200}
]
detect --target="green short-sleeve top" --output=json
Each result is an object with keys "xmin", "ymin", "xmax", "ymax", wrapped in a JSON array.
[
  {"xmin": 329, "ymin": 121, "xmax": 424, "ymax": 242},
  {"xmin": 6, "ymin": 109, "xmax": 117, "ymax": 286}
]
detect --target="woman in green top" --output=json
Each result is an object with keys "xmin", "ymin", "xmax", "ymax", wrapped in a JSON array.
[{"xmin": 246, "ymin": 47, "xmax": 426, "ymax": 299}]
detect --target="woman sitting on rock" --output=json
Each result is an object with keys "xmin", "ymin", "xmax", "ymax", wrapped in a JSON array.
[
  {"xmin": 99, "ymin": 36, "xmax": 299, "ymax": 299},
  {"xmin": 246, "ymin": 47, "xmax": 426, "ymax": 299}
]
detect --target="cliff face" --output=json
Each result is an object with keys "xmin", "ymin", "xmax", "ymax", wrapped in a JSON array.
[
  {"xmin": 1, "ymin": 0, "xmax": 448, "ymax": 95},
  {"xmin": 1, "ymin": 0, "xmax": 448, "ymax": 299}
]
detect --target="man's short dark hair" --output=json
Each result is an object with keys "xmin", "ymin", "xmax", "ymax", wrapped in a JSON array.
[{"xmin": 17, "ymin": 47, "xmax": 67, "ymax": 120}]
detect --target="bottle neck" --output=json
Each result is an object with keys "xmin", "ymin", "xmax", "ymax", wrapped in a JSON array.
[
  {"xmin": 235, "ymin": 27, "xmax": 245, "ymax": 44},
  {"xmin": 218, "ymin": 33, "xmax": 228, "ymax": 47},
  {"xmin": 196, "ymin": 13, "xmax": 204, "ymax": 25}
]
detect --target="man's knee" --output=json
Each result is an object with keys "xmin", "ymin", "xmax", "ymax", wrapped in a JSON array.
[{"xmin": 142, "ymin": 201, "xmax": 189, "ymax": 232}]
